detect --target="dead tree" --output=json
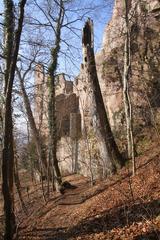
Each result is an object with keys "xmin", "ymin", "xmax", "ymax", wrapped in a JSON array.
[
  {"xmin": 82, "ymin": 19, "xmax": 124, "ymax": 177},
  {"xmin": 16, "ymin": 67, "xmax": 48, "ymax": 201},
  {"xmin": 2, "ymin": 0, "xmax": 26, "ymax": 239},
  {"xmin": 16, "ymin": 66, "xmax": 48, "ymax": 176},
  {"xmin": 123, "ymin": 0, "xmax": 135, "ymax": 175}
]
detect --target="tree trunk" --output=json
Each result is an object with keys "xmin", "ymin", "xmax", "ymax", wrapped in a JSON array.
[
  {"xmin": 2, "ymin": 1, "xmax": 26, "ymax": 239},
  {"xmin": 47, "ymin": 0, "xmax": 64, "ymax": 190},
  {"xmin": 123, "ymin": 0, "xmax": 135, "ymax": 175},
  {"xmin": 17, "ymin": 71, "xmax": 48, "ymax": 201},
  {"xmin": 0, "ymin": 108, "xmax": 2, "ymax": 182},
  {"xmin": 18, "ymin": 70, "xmax": 48, "ymax": 176},
  {"xmin": 82, "ymin": 19, "xmax": 124, "ymax": 177},
  {"xmin": 14, "ymin": 152, "xmax": 27, "ymax": 213}
]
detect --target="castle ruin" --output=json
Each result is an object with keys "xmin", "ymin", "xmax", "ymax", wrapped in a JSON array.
[{"xmin": 34, "ymin": 0, "xmax": 160, "ymax": 178}]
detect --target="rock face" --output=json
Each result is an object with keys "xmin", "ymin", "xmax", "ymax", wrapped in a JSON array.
[
  {"xmin": 34, "ymin": 0, "xmax": 160, "ymax": 179},
  {"xmin": 96, "ymin": 0, "xmax": 160, "ymax": 131},
  {"xmin": 71, "ymin": 0, "xmax": 160, "ymax": 177}
]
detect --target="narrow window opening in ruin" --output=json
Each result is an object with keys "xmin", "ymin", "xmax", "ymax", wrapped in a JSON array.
[{"xmin": 84, "ymin": 57, "xmax": 87, "ymax": 62}]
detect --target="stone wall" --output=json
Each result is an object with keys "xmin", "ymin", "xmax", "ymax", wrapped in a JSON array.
[
  {"xmin": 34, "ymin": 69, "xmax": 79, "ymax": 137},
  {"xmin": 56, "ymin": 93, "xmax": 79, "ymax": 137},
  {"xmin": 73, "ymin": 66, "xmax": 93, "ymax": 133},
  {"xmin": 34, "ymin": 64, "xmax": 104, "ymax": 179},
  {"xmin": 56, "ymin": 74, "xmax": 73, "ymax": 95}
]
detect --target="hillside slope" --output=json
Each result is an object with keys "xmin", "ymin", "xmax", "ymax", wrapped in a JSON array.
[{"xmin": 14, "ymin": 139, "xmax": 160, "ymax": 240}]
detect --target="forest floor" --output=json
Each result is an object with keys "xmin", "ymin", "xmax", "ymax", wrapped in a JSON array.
[{"xmin": 0, "ymin": 138, "xmax": 160, "ymax": 239}]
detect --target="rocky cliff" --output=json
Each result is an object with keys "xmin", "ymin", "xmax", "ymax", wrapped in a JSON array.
[
  {"xmin": 96, "ymin": 0, "xmax": 160, "ymax": 132},
  {"xmin": 34, "ymin": 0, "xmax": 160, "ymax": 179},
  {"xmin": 72, "ymin": 0, "xmax": 160, "ymax": 176}
]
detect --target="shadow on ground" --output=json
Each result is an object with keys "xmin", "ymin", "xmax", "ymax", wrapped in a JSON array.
[
  {"xmin": 19, "ymin": 198, "xmax": 160, "ymax": 240},
  {"xmin": 134, "ymin": 230, "xmax": 160, "ymax": 240}
]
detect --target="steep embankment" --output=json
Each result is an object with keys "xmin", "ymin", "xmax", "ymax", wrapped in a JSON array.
[{"xmin": 16, "ymin": 137, "xmax": 160, "ymax": 240}]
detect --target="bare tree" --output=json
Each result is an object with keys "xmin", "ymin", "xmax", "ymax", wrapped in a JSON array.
[
  {"xmin": 16, "ymin": 64, "xmax": 48, "ymax": 175},
  {"xmin": 14, "ymin": 148, "xmax": 27, "ymax": 214},
  {"xmin": 16, "ymin": 66, "xmax": 49, "ymax": 200},
  {"xmin": 123, "ymin": 0, "xmax": 135, "ymax": 175},
  {"xmin": 47, "ymin": 0, "xmax": 65, "ymax": 190},
  {"xmin": 82, "ymin": 19, "xmax": 124, "ymax": 177},
  {"xmin": 2, "ymin": 0, "xmax": 27, "ymax": 239}
]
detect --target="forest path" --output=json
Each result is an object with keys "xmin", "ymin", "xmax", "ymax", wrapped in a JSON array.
[
  {"xmin": 17, "ymin": 144, "xmax": 160, "ymax": 240},
  {"xmin": 0, "ymin": 140, "xmax": 157, "ymax": 239}
]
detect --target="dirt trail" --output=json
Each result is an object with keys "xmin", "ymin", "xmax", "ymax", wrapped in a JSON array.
[
  {"xmin": 0, "ymin": 141, "xmax": 159, "ymax": 239},
  {"xmin": 17, "ymin": 146, "xmax": 160, "ymax": 240}
]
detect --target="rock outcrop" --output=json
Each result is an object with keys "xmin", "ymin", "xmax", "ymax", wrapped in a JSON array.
[
  {"xmin": 71, "ymin": 0, "xmax": 160, "ymax": 177},
  {"xmin": 96, "ymin": 0, "xmax": 160, "ymax": 131},
  {"xmin": 34, "ymin": 0, "xmax": 160, "ymax": 179},
  {"xmin": 74, "ymin": 0, "xmax": 160, "ymax": 177}
]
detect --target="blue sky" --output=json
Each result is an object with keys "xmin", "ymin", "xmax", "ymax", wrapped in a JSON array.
[
  {"xmin": 0, "ymin": 0, "xmax": 114, "ymax": 77},
  {"xmin": 0, "ymin": 0, "xmax": 114, "ymax": 133},
  {"xmin": 57, "ymin": 0, "xmax": 114, "ymax": 77}
]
